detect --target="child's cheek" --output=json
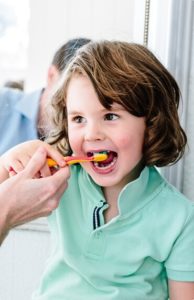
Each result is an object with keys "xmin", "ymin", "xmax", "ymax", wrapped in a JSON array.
[
  {"xmin": 116, "ymin": 135, "xmax": 144, "ymax": 156},
  {"xmin": 68, "ymin": 132, "xmax": 81, "ymax": 154},
  {"xmin": 116, "ymin": 137, "xmax": 132, "ymax": 150}
]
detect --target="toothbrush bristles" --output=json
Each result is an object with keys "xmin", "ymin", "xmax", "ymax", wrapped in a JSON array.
[{"xmin": 93, "ymin": 153, "xmax": 108, "ymax": 162}]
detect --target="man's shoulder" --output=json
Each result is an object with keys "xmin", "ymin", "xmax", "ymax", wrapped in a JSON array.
[{"xmin": 0, "ymin": 87, "xmax": 24, "ymax": 107}]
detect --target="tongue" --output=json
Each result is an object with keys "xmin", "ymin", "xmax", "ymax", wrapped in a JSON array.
[{"xmin": 102, "ymin": 152, "xmax": 115, "ymax": 164}]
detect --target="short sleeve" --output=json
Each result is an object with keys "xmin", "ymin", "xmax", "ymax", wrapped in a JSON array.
[{"xmin": 165, "ymin": 204, "xmax": 194, "ymax": 281}]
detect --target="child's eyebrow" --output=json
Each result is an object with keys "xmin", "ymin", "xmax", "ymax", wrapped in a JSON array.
[
  {"xmin": 67, "ymin": 105, "xmax": 124, "ymax": 115},
  {"xmin": 67, "ymin": 108, "xmax": 109, "ymax": 115},
  {"xmin": 67, "ymin": 110, "xmax": 82, "ymax": 115},
  {"xmin": 108, "ymin": 105, "xmax": 126, "ymax": 112}
]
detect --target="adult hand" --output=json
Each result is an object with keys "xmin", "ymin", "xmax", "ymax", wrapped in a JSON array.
[
  {"xmin": 0, "ymin": 140, "xmax": 66, "ymax": 181},
  {"xmin": 0, "ymin": 140, "xmax": 65, "ymax": 182},
  {"xmin": 0, "ymin": 146, "xmax": 70, "ymax": 245}
]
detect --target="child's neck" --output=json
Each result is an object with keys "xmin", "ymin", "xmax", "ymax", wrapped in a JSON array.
[
  {"xmin": 103, "ymin": 186, "xmax": 120, "ymax": 223},
  {"xmin": 102, "ymin": 160, "xmax": 145, "ymax": 223}
]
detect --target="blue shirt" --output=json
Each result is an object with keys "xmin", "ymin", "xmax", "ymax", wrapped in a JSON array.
[
  {"xmin": 0, "ymin": 87, "xmax": 42, "ymax": 155},
  {"xmin": 32, "ymin": 166, "xmax": 194, "ymax": 300}
]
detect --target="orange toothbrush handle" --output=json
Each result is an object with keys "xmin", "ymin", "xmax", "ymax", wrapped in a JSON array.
[
  {"xmin": 47, "ymin": 153, "xmax": 107, "ymax": 167},
  {"xmin": 47, "ymin": 156, "xmax": 73, "ymax": 167}
]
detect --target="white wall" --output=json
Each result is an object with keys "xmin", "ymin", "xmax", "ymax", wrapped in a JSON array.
[
  {"xmin": 147, "ymin": 0, "xmax": 173, "ymax": 65},
  {"xmin": 26, "ymin": 0, "xmax": 145, "ymax": 91},
  {"xmin": 0, "ymin": 228, "xmax": 51, "ymax": 300}
]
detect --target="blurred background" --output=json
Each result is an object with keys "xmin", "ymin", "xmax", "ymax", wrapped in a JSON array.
[
  {"xmin": 0, "ymin": 0, "xmax": 146, "ymax": 91},
  {"xmin": 0, "ymin": 0, "xmax": 193, "ymax": 299}
]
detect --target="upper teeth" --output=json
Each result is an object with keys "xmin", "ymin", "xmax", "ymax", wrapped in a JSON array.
[{"xmin": 94, "ymin": 150, "xmax": 109, "ymax": 155}]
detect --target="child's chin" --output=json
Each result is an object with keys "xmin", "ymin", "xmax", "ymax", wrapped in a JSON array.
[{"xmin": 91, "ymin": 176, "xmax": 117, "ymax": 188}]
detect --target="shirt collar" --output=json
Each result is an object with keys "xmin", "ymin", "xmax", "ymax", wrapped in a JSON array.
[
  {"xmin": 15, "ymin": 89, "xmax": 43, "ymax": 120},
  {"xmin": 82, "ymin": 166, "xmax": 165, "ymax": 217},
  {"xmin": 117, "ymin": 166, "xmax": 165, "ymax": 218}
]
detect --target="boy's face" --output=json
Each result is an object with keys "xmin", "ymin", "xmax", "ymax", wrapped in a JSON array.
[{"xmin": 66, "ymin": 75, "xmax": 145, "ymax": 191}]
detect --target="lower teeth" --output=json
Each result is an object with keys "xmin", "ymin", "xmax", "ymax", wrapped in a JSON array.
[{"xmin": 94, "ymin": 157, "xmax": 116, "ymax": 169}]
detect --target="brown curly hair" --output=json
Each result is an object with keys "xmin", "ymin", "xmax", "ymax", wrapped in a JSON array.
[{"xmin": 47, "ymin": 40, "xmax": 187, "ymax": 167}]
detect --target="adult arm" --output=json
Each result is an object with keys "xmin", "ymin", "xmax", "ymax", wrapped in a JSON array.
[
  {"xmin": 168, "ymin": 280, "xmax": 194, "ymax": 300},
  {"xmin": 0, "ymin": 146, "xmax": 70, "ymax": 245}
]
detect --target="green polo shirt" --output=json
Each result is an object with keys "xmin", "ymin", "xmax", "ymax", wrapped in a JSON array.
[{"xmin": 32, "ymin": 166, "xmax": 194, "ymax": 300}]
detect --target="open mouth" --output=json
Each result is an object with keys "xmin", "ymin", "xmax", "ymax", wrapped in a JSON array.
[{"xmin": 87, "ymin": 150, "xmax": 118, "ymax": 169}]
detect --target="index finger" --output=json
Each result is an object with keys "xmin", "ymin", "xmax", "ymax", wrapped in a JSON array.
[
  {"xmin": 43, "ymin": 144, "xmax": 66, "ymax": 168},
  {"xmin": 22, "ymin": 147, "xmax": 48, "ymax": 178}
]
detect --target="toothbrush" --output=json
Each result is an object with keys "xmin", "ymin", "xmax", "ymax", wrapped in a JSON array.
[{"xmin": 47, "ymin": 153, "xmax": 108, "ymax": 167}]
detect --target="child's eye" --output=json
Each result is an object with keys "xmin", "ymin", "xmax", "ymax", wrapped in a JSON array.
[
  {"xmin": 104, "ymin": 113, "xmax": 119, "ymax": 121},
  {"xmin": 72, "ymin": 116, "xmax": 86, "ymax": 123}
]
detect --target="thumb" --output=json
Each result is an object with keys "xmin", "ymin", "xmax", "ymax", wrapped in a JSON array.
[{"xmin": 23, "ymin": 147, "xmax": 47, "ymax": 178}]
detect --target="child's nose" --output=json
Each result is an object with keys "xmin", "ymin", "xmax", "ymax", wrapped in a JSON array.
[{"xmin": 85, "ymin": 122, "xmax": 105, "ymax": 141}]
